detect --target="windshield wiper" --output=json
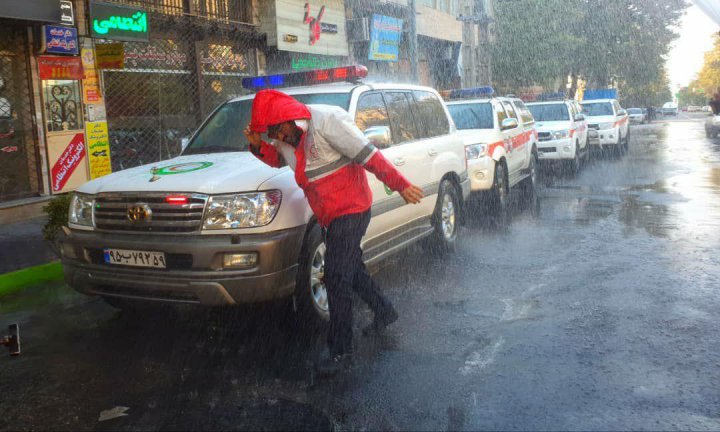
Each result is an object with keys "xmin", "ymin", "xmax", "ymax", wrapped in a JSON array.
[{"xmin": 183, "ymin": 146, "xmax": 244, "ymax": 155}]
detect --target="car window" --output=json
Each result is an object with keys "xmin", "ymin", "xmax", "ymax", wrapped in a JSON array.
[
  {"xmin": 627, "ymin": 108, "xmax": 642, "ymax": 114},
  {"xmin": 512, "ymin": 100, "xmax": 535, "ymax": 125},
  {"xmin": 502, "ymin": 101, "xmax": 518, "ymax": 120},
  {"xmin": 355, "ymin": 92, "xmax": 392, "ymax": 137},
  {"xmin": 568, "ymin": 103, "xmax": 577, "ymax": 118},
  {"xmin": 447, "ymin": 102, "xmax": 494, "ymax": 130},
  {"xmin": 412, "ymin": 90, "xmax": 450, "ymax": 138},
  {"xmin": 384, "ymin": 92, "xmax": 420, "ymax": 144},
  {"xmin": 496, "ymin": 102, "xmax": 508, "ymax": 125},
  {"xmin": 581, "ymin": 102, "xmax": 614, "ymax": 116},
  {"xmin": 527, "ymin": 103, "xmax": 570, "ymax": 122}
]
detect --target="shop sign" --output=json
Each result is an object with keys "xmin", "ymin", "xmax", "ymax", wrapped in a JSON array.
[
  {"xmin": 124, "ymin": 41, "xmax": 188, "ymax": 70},
  {"xmin": 0, "ymin": 0, "xmax": 62, "ymax": 23},
  {"xmin": 266, "ymin": 0, "xmax": 348, "ymax": 56},
  {"xmin": 81, "ymin": 48, "xmax": 102, "ymax": 103},
  {"xmin": 60, "ymin": 1, "xmax": 74, "ymax": 25},
  {"xmin": 90, "ymin": 1, "xmax": 149, "ymax": 42},
  {"xmin": 38, "ymin": 56, "xmax": 84, "ymax": 80},
  {"xmin": 51, "ymin": 133, "xmax": 86, "ymax": 192},
  {"xmin": 369, "ymin": 15, "xmax": 402, "ymax": 62},
  {"xmin": 86, "ymin": 121, "xmax": 112, "ymax": 179},
  {"xmin": 291, "ymin": 55, "xmax": 340, "ymax": 71},
  {"xmin": 42, "ymin": 25, "xmax": 79, "ymax": 55},
  {"xmin": 199, "ymin": 44, "xmax": 249, "ymax": 74},
  {"xmin": 303, "ymin": 3, "xmax": 339, "ymax": 45},
  {"xmin": 95, "ymin": 43, "xmax": 125, "ymax": 69}
]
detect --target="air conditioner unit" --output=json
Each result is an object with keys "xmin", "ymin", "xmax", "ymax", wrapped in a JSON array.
[{"xmin": 347, "ymin": 18, "xmax": 370, "ymax": 42}]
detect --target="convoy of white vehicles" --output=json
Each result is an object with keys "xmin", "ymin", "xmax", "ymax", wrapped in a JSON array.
[{"xmin": 60, "ymin": 66, "xmax": 636, "ymax": 323}]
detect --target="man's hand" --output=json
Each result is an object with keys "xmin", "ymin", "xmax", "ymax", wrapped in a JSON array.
[
  {"xmin": 400, "ymin": 184, "xmax": 423, "ymax": 204},
  {"xmin": 243, "ymin": 125, "xmax": 262, "ymax": 153}
]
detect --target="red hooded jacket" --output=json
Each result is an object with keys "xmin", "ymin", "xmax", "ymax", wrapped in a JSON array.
[{"xmin": 249, "ymin": 90, "xmax": 411, "ymax": 227}]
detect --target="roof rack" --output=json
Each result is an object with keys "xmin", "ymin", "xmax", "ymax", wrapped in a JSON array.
[{"xmin": 241, "ymin": 65, "xmax": 368, "ymax": 90}]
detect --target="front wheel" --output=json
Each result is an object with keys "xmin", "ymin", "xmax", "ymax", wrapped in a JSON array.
[
  {"xmin": 521, "ymin": 151, "xmax": 538, "ymax": 201},
  {"xmin": 294, "ymin": 225, "xmax": 330, "ymax": 329},
  {"xmin": 428, "ymin": 180, "xmax": 460, "ymax": 254},
  {"xmin": 489, "ymin": 160, "xmax": 510, "ymax": 213},
  {"xmin": 568, "ymin": 143, "xmax": 581, "ymax": 175}
]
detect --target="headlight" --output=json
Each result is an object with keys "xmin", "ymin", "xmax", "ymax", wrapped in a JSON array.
[
  {"xmin": 465, "ymin": 143, "xmax": 487, "ymax": 160},
  {"xmin": 552, "ymin": 130, "xmax": 570, "ymax": 139},
  {"xmin": 600, "ymin": 122, "xmax": 614, "ymax": 130},
  {"xmin": 203, "ymin": 190, "xmax": 282, "ymax": 230},
  {"xmin": 69, "ymin": 193, "xmax": 95, "ymax": 227}
]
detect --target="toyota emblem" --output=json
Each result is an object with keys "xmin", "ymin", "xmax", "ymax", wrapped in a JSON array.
[{"xmin": 127, "ymin": 204, "xmax": 152, "ymax": 222}]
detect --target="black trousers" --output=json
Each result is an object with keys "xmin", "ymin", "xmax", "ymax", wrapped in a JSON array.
[{"xmin": 324, "ymin": 210, "xmax": 391, "ymax": 355}]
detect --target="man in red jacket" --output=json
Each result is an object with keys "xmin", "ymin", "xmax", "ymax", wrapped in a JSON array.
[{"xmin": 244, "ymin": 90, "xmax": 423, "ymax": 375}]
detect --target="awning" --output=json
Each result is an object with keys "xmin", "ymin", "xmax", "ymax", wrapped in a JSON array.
[{"xmin": 0, "ymin": 0, "xmax": 63, "ymax": 23}]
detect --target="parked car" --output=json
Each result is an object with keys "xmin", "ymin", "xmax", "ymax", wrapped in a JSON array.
[
  {"xmin": 60, "ymin": 66, "xmax": 470, "ymax": 325},
  {"xmin": 662, "ymin": 102, "xmax": 679, "ymax": 116},
  {"xmin": 581, "ymin": 98, "xmax": 630, "ymax": 156},
  {"xmin": 444, "ymin": 87, "xmax": 539, "ymax": 213},
  {"xmin": 627, "ymin": 108, "xmax": 647, "ymax": 124},
  {"xmin": 526, "ymin": 99, "xmax": 589, "ymax": 174},
  {"xmin": 706, "ymin": 114, "xmax": 720, "ymax": 138},
  {"xmin": 702, "ymin": 105, "xmax": 712, "ymax": 113},
  {"xmin": 688, "ymin": 106, "xmax": 701, "ymax": 112}
]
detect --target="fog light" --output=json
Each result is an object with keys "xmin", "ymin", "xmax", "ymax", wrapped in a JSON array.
[
  {"xmin": 61, "ymin": 243, "xmax": 77, "ymax": 259},
  {"xmin": 475, "ymin": 171, "xmax": 485, "ymax": 179},
  {"xmin": 563, "ymin": 146, "xmax": 571, "ymax": 152},
  {"xmin": 223, "ymin": 253, "xmax": 258, "ymax": 269}
]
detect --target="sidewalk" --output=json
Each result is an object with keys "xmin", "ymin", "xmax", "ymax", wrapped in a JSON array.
[{"xmin": 0, "ymin": 217, "xmax": 62, "ymax": 296}]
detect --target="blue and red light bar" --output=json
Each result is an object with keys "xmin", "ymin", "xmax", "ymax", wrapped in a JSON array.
[
  {"xmin": 441, "ymin": 86, "xmax": 495, "ymax": 100},
  {"xmin": 242, "ymin": 65, "xmax": 369, "ymax": 90}
]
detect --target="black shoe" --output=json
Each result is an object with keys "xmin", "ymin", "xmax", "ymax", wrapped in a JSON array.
[
  {"xmin": 314, "ymin": 352, "xmax": 353, "ymax": 378},
  {"xmin": 362, "ymin": 304, "xmax": 399, "ymax": 336}
]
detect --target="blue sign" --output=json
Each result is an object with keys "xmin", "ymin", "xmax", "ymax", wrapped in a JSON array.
[
  {"xmin": 368, "ymin": 15, "xmax": 402, "ymax": 62},
  {"xmin": 43, "ymin": 25, "xmax": 79, "ymax": 55}
]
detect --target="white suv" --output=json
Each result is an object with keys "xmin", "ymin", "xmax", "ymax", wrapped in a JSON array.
[
  {"xmin": 61, "ymin": 66, "xmax": 470, "ymax": 324},
  {"xmin": 445, "ymin": 89, "xmax": 538, "ymax": 212},
  {"xmin": 581, "ymin": 98, "xmax": 630, "ymax": 156},
  {"xmin": 526, "ymin": 99, "xmax": 588, "ymax": 173}
]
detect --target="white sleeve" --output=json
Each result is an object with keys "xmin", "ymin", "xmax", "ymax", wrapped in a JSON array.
[{"xmin": 318, "ymin": 107, "xmax": 378, "ymax": 165}]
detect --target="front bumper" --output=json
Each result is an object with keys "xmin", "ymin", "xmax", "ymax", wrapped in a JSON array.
[
  {"xmin": 587, "ymin": 128, "xmax": 620, "ymax": 146},
  {"xmin": 467, "ymin": 156, "xmax": 495, "ymax": 191},
  {"xmin": 537, "ymin": 137, "xmax": 575, "ymax": 160},
  {"xmin": 60, "ymin": 225, "xmax": 306, "ymax": 306}
]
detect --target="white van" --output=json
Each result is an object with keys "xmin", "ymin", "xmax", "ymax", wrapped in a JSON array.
[{"xmin": 60, "ymin": 66, "xmax": 470, "ymax": 324}]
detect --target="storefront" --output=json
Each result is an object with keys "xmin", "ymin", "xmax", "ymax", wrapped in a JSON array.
[{"xmin": 259, "ymin": 0, "xmax": 350, "ymax": 73}]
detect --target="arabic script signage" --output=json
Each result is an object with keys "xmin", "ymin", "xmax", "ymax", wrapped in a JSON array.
[
  {"xmin": 43, "ymin": 25, "xmax": 79, "ymax": 55},
  {"xmin": 86, "ymin": 121, "xmax": 112, "ymax": 179},
  {"xmin": 90, "ymin": 1, "xmax": 149, "ymax": 42},
  {"xmin": 369, "ymin": 15, "xmax": 402, "ymax": 62},
  {"xmin": 38, "ymin": 56, "xmax": 84, "ymax": 80},
  {"xmin": 50, "ymin": 133, "xmax": 86, "ymax": 192}
]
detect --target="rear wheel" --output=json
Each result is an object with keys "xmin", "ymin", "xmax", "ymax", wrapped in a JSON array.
[
  {"xmin": 295, "ymin": 225, "xmax": 329, "ymax": 329},
  {"xmin": 521, "ymin": 151, "xmax": 538, "ymax": 201},
  {"xmin": 428, "ymin": 180, "xmax": 460, "ymax": 254}
]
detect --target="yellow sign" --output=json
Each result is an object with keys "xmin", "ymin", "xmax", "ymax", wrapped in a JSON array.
[
  {"xmin": 95, "ymin": 43, "xmax": 125, "ymax": 69},
  {"xmin": 86, "ymin": 121, "xmax": 112, "ymax": 179},
  {"xmin": 81, "ymin": 47, "xmax": 102, "ymax": 104}
]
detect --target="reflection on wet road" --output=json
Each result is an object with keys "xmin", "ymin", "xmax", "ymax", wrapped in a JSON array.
[{"xmin": 2, "ymin": 118, "xmax": 720, "ymax": 431}]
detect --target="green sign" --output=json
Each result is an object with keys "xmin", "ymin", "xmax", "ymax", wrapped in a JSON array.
[
  {"xmin": 291, "ymin": 56, "xmax": 340, "ymax": 71},
  {"xmin": 90, "ymin": 1, "xmax": 148, "ymax": 42}
]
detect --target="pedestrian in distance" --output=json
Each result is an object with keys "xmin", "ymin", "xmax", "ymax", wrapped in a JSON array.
[
  {"xmin": 244, "ymin": 89, "xmax": 424, "ymax": 377},
  {"xmin": 710, "ymin": 89, "xmax": 720, "ymax": 116}
]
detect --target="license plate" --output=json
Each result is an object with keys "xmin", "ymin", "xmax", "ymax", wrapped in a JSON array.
[
  {"xmin": 588, "ymin": 130, "xmax": 599, "ymax": 138},
  {"xmin": 103, "ymin": 248, "xmax": 167, "ymax": 268}
]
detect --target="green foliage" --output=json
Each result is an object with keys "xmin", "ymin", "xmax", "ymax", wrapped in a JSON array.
[
  {"xmin": 43, "ymin": 194, "xmax": 71, "ymax": 256},
  {"xmin": 492, "ymin": 0, "xmax": 688, "ymax": 100},
  {"xmin": 676, "ymin": 83, "xmax": 708, "ymax": 107}
]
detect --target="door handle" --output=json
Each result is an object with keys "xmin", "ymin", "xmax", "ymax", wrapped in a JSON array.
[
  {"xmin": 428, "ymin": 149, "xmax": 438, "ymax": 156},
  {"xmin": 393, "ymin": 158, "xmax": 405, "ymax": 166}
]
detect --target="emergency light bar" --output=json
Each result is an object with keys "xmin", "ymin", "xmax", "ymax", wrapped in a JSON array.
[
  {"xmin": 241, "ymin": 65, "xmax": 369, "ymax": 90},
  {"xmin": 440, "ymin": 86, "xmax": 495, "ymax": 100}
]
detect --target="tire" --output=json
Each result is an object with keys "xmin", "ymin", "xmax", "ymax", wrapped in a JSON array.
[
  {"xmin": 568, "ymin": 142, "xmax": 581, "ymax": 175},
  {"xmin": 294, "ymin": 225, "xmax": 329, "ymax": 329},
  {"xmin": 521, "ymin": 151, "xmax": 538, "ymax": 201},
  {"xmin": 489, "ymin": 160, "xmax": 510, "ymax": 212},
  {"xmin": 428, "ymin": 180, "xmax": 460, "ymax": 253},
  {"xmin": 623, "ymin": 127, "xmax": 630, "ymax": 152}
]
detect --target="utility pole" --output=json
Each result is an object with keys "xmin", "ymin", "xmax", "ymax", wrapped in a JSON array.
[{"xmin": 408, "ymin": 0, "xmax": 419, "ymax": 83}]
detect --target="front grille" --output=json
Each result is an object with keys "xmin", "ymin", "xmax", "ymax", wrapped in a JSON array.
[
  {"xmin": 539, "ymin": 147, "xmax": 557, "ymax": 153},
  {"xmin": 85, "ymin": 248, "xmax": 193, "ymax": 270},
  {"xmin": 538, "ymin": 132, "xmax": 552, "ymax": 142},
  {"xmin": 588, "ymin": 124, "xmax": 599, "ymax": 130},
  {"xmin": 94, "ymin": 193, "xmax": 208, "ymax": 233}
]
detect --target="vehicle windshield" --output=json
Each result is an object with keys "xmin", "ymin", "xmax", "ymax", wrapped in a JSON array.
[
  {"xmin": 183, "ymin": 93, "xmax": 351, "ymax": 155},
  {"xmin": 447, "ymin": 103, "xmax": 494, "ymax": 129},
  {"xmin": 627, "ymin": 108, "xmax": 642, "ymax": 114},
  {"xmin": 582, "ymin": 102, "xmax": 614, "ymax": 116},
  {"xmin": 527, "ymin": 103, "xmax": 570, "ymax": 122}
]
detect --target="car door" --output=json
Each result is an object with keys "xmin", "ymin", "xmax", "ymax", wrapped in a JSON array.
[
  {"xmin": 410, "ymin": 90, "xmax": 453, "ymax": 201},
  {"xmin": 500, "ymin": 100, "xmax": 524, "ymax": 178}
]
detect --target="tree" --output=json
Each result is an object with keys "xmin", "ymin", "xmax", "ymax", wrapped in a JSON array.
[{"xmin": 696, "ymin": 34, "xmax": 720, "ymax": 97}]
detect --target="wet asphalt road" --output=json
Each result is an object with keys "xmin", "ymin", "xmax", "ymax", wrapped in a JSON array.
[{"xmin": 1, "ymin": 114, "xmax": 719, "ymax": 431}]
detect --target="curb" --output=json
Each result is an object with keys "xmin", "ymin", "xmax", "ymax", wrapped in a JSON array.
[{"xmin": 0, "ymin": 262, "xmax": 64, "ymax": 298}]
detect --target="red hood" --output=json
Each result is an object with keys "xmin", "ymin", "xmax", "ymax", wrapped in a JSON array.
[{"xmin": 249, "ymin": 89, "xmax": 311, "ymax": 133}]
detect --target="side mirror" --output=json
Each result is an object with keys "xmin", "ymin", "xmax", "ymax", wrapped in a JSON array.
[
  {"xmin": 364, "ymin": 126, "xmax": 392, "ymax": 148},
  {"xmin": 574, "ymin": 113, "xmax": 585, "ymax": 122},
  {"xmin": 501, "ymin": 118, "xmax": 519, "ymax": 130},
  {"xmin": 617, "ymin": 109, "xmax": 627, "ymax": 116},
  {"xmin": 180, "ymin": 137, "xmax": 190, "ymax": 151}
]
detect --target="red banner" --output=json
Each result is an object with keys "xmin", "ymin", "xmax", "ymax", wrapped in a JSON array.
[
  {"xmin": 38, "ymin": 55, "xmax": 84, "ymax": 80},
  {"xmin": 51, "ymin": 133, "xmax": 86, "ymax": 192}
]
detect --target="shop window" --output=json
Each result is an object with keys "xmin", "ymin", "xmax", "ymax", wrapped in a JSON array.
[
  {"xmin": 43, "ymin": 80, "xmax": 83, "ymax": 132},
  {"xmin": 384, "ymin": 92, "xmax": 420, "ymax": 144}
]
